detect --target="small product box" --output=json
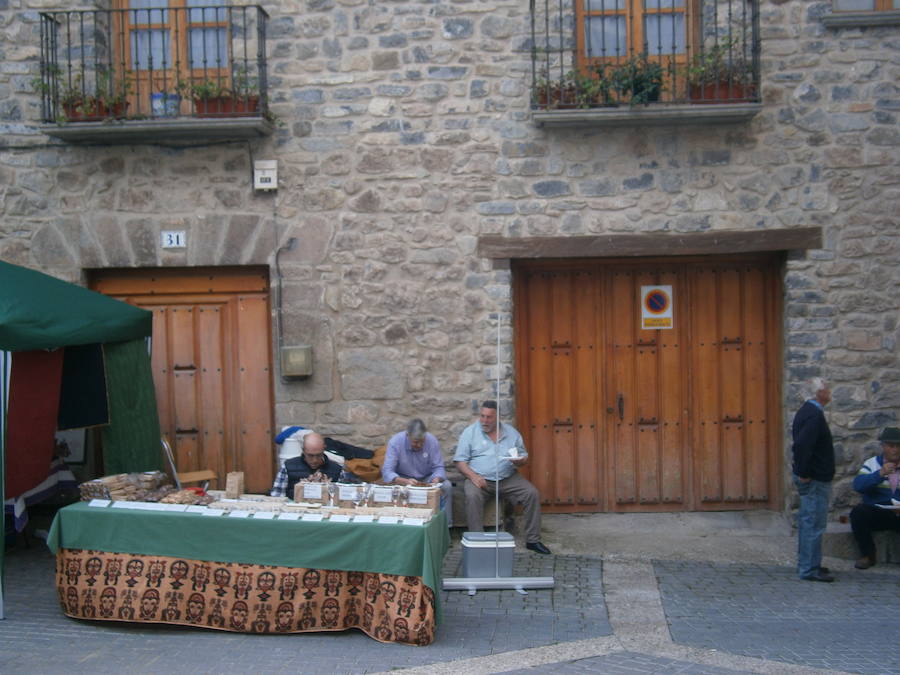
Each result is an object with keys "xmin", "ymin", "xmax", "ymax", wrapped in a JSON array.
[
  {"xmin": 404, "ymin": 485, "xmax": 440, "ymax": 514},
  {"xmin": 461, "ymin": 531, "xmax": 515, "ymax": 578}
]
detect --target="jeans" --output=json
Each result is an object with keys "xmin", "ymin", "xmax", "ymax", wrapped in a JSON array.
[{"xmin": 794, "ymin": 475, "xmax": 831, "ymax": 578}]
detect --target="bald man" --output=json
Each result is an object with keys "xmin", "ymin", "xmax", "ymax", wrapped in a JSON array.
[{"xmin": 270, "ymin": 432, "xmax": 342, "ymax": 498}]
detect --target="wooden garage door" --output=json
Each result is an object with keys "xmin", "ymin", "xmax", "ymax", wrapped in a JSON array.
[
  {"xmin": 90, "ymin": 267, "xmax": 274, "ymax": 493},
  {"xmin": 513, "ymin": 255, "xmax": 782, "ymax": 512}
]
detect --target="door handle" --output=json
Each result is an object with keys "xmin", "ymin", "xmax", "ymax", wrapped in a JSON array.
[{"xmin": 617, "ymin": 393, "xmax": 624, "ymax": 420}]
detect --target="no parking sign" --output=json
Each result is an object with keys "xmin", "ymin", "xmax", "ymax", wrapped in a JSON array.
[{"xmin": 641, "ymin": 285, "xmax": 673, "ymax": 329}]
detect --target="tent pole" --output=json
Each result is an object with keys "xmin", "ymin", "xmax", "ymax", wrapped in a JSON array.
[{"xmin": 1, "ymin": 350, "xmax": 10, "ymax": 620}]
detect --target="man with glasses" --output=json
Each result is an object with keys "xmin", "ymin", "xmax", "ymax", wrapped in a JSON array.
[
  {"xmin": 270, "ymin": 431, "xmax": 341, "ymax": 498},
  {"xmin": 383, "ymin": 418, "xmax": 453, "ymax": 526}
]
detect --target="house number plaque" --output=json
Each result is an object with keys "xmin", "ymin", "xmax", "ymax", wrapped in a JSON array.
[{"xmin": 161, "ymin": 231, "xmax": 186, "ymax": 249}]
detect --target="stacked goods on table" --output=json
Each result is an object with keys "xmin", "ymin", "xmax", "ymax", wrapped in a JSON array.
[
  {"xmin": 403, "ymin": 484, "xmax": 441, "ymax": 513},
  {"xmin": 293, "ymin": 477, "xmax": 333, "ymax": 504},
  {"xmin": 79, "ymin": 471, "xmax": 215, "ymax": 505},
  {"xmin": 79, "ymin": 471, "xmax": 170, "ymax": 501}
]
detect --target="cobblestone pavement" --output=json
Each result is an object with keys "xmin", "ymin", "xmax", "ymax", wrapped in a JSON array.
[
  {"xmin": 654, "ymin": 560, "xmax": 900, "ymax": 675},
  {"xmin": 0, "ymin": 541, "xmax": 609, "ymax": 674},
  {"xmin": 1, "ymin": 537, "xmax": 898, "ymax": 674}
]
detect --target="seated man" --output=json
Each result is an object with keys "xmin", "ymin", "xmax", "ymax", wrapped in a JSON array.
[
  {"xmin": 850, "ymin": 426, "xmax": 900, "ymax": 569},
  {"xmin": 270, "ymin": 431, "xmax": 342, "ymax": 498},
  {"xmin": 382, "ymin": 419, "xmax": 452, "ymax": 526},
  {"xmin": 453, "ymin": 400, "xmax": 551, "ymax": 555}
]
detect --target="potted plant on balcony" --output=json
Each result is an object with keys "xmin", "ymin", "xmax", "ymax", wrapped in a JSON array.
[
  {"xmin": 687, "ymin": 40, "xmax": 755, "ymax": 103},
  {"xmin": 94, "ymin": 69, "xmax": 133, "ymax": 119},
  {"xmin": 608, "ymin": 53, "xmax": 664, "ymax": 105},
  {"xmin": 190, "ymin": 67, "xmax": 260, "ymax": 117}
]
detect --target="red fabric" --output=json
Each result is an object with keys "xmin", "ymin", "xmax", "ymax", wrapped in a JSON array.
[{"xmin": 5, "ymin": 349, "xmax": 64, "ymax": 498}]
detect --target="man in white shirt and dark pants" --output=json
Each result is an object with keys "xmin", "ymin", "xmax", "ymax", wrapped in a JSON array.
[{"xmin": 453, "ymin": 400, "xmax": 551, "ymax": 554}]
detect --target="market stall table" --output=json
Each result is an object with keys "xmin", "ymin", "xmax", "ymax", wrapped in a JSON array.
[{"xmin": 47, "ymin": 502, "xmax": 449, "ymax": 645}]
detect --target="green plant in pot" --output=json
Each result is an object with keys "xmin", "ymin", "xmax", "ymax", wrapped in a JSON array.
[
  {"xmin": 687, "ymin": 39, "xmax": 755, "ymax": 103},
  {"xmin": 189, "ymin": 75, "xmax": 260, "ymax": 117},
  {"xmin": 95, "ymin": 68, "xmax": 133, "ymax": 118},
  {"xmin": 609, "ymin": 53, "xmax": 664, "ymax": 105}
]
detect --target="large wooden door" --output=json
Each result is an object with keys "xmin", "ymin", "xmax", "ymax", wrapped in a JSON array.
[
  {"xmin": 514, "ymin": 255, "xmax": 782, "ymax": 512},
  {"xmin": 91, "ymin": 267, "xmax": 274, "ymax": 493}
]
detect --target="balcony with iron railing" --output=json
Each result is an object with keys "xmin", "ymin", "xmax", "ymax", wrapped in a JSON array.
[
  {"xmin": 529, "ymin": 0, "xmax": 762, "ymax": 127},
  {"xmin": 34, "ymin": 4, "xmax": 273, "ymax": 142}
]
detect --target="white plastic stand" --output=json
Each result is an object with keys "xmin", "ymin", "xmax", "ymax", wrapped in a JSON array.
[{"xmin": 443, "ymin": 315, "xmax": 554, "ymax": 595}]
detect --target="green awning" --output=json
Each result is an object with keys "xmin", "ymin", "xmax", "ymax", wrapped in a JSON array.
[{"xmin": 0, "ymin": 261, "xmax": 151, "ymax": 352}]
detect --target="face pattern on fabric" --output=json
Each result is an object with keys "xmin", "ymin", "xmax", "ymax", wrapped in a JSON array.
[
  {"xmin": 85, "ymin": 557, "xmax": 102, "ymax": 586},
  {"xmin": 169, "ymin": 560, "xmax": 189, "ymax": 589},
  {"xmin": 55, "ymin": 549, "xmax": 436, "ymax": 645}
]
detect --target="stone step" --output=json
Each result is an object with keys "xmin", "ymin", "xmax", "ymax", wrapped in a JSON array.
[{"xmin": 822, "ymin": 521, "xmax": 900, "ymax": 563}]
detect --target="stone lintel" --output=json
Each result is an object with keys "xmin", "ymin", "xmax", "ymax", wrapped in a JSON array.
[
  {"xmin": 531, "ymin": 103, "xmax": 762, "ymax": 128},
  {"xmin": 821, "ymin": 10, "xmax": 900, "ymax": 28},
  {"xmin": 477, "ymin": 227, "xmax": 823, "ymax": 260},
  {"xmin": 41, "ymin": 118, "xmax": 275, "ymax": 143}
]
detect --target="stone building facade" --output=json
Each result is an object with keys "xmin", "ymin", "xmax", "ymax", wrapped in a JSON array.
[{"xmin": 0, "ymin": 0, "xmax": 897, "ymax": 515}]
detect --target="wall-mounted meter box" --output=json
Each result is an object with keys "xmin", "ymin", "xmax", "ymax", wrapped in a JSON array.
[
  {"xmin": 281, "ymin": 344, "xmax": 313, "ymax": 378},
  {"xmin": 254, "ymin": 160, "xmax": 277, "ymax": 191}
]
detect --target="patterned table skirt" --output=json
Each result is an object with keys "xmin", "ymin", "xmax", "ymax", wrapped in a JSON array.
[{"xmin": 56, "ymin": 549, "xmax": 436, "ymax": 645}]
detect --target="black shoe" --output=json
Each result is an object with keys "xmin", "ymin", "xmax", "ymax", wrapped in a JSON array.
[
  {"xmin": 817, "ymin": 566, "xmax": 830, "ymax": 575},
  {"xmin": 801, "ymin": 572, "xmax": 834, "ymax": 582},
  {"xmin": 526, "ymin": 542, "xmax": 551, "ymax": 555},
  {"xmin": 854, "ymin": 556, "xmax": 875, "ymax": 570}
]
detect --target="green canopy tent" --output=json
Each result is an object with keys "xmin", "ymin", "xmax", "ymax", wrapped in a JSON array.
[{"xmin": 0, "ymin": 260, "xmax": 161, "ymax": 619}]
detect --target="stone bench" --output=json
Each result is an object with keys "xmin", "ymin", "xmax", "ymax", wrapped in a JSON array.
[{"xmin": 822, "ymin": 521, "xmax": 900, "ymax": 563}]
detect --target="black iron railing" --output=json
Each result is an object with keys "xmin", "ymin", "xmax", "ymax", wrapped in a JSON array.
[
  {"xmin": 34, "ymin": 5, "xmax": 269, "ymax": 123},
  {"xmin": 529, "ymin": 0, "xmax": 761, "ymax": 109}
]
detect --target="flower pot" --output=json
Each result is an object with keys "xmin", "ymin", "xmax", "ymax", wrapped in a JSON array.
[
  {"xmin": 63, "ymin": 100, "xmax": 129, "ymax": 121},
  {"xmin": 193, "ymin": 96, "xmax": 259, "ymax": 117},
  {"xmin": 689, "ymin": 82, "xmax": 755, "ymax": 104},
  {"xmin": 151, "ymin": 92, "xmax": 181, "ymax": 117}
]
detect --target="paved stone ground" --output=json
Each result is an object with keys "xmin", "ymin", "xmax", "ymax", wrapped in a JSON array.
[
  {"xmin": 654, "ymin": 561, "xmax": 900, "ymax": 675},
  {"xmin": 0, "ymin": 540, "xmax": 609, "ymax": 674},
  {"xmin": 2, "ymin": 532, "xmax": 899, "ymax": 674}
]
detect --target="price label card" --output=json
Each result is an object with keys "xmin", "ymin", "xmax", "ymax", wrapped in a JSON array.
[
  {"xmin": 277, "ymin": 512, "xmax": 301, "ymax": 521},
  {"xmin": 353, "ymin": 514, "xmax": 375, "ymax": 523},
  {"xmin": 301, "ymin": 513, "xmax": 324, "ymax": 522},
  {"xmin": 377, "ymin": 516, "xmax": 400, "ymax": 525},
  {"xmin": 371, "ymin": 487, "xmax": 394, "ymax": 503},
  {"xmin": 338, "ymin": 486, "xmax": 358, "ymax": 501},
  {"xmin": 402, "ymin": 517, "xmax": 425, "ymax": 527},
  {"xmin": 201, "ymin": 509, "xmax": 225, "ymax": 517},
  {"xmin": 407, "ymin": 490, "xmax": 428, "ymax": 505},
  {"xmin": 185, "ymin": 505, "xmax": 208, "ymax": 514},
  {"xmin": 88, "ymin": 499, "xmax": 111, "ymax": 508},
  {"xmin": 111, "ymin": 501, "xmax": 142, "ymax": 509},
  {"xmin": 253, "ymin": 511, "xmax": 276, "ymax": 519},
  {"xmin": 161, "ymin": 504, "xmax": 189, "ymax": 512},
  {"xmin": 330, "ymin": 514, "xmax": 352, "ymax": 523},
  {"xmin": 228, "ymin": 510, "xmax": 251, "ymax": 518},
  {"xmin": 302, "ymin": 483, "xmax": 323, "ymax": 500}
]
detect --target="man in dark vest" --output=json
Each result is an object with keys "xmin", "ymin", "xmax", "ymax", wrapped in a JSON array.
[
  {"xmin": 791, "ymin": 377, "xmax": 835, "ymax": 582},
  {"xmin": 270, "ymin": 432, "xmax": 342, "ymax": 498}
]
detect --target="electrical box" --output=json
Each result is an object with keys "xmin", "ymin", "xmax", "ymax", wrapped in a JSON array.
[
  {"xmin": 281, "ymin": 345, "xmax": 312, "ymax": 378},
  {"xmin": 254, "ymin": 160, "xmax": 277, "ymax": 191}
]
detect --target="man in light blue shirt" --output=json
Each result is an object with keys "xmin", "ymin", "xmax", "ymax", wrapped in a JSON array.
[
  {"xmin": 382, "ymin": 419, "xmax": 452, "ymax": 526},
  {"xmin": 453, "ymin": 400, "xmax": 550, "ymax": 554}
]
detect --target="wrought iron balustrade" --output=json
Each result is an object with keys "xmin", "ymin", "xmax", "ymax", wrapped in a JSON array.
[
  {"xmin": 34, "ymin": 4, "xmax": 269, "ymax": 124},
  {"xmin": 529, "ymin": 0, "xmax": 761, "ymax": 110}
]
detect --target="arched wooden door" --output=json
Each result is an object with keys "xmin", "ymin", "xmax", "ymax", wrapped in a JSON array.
[
  {"xmin": 513, "ymin": 255, "xmax": 782, "ymax": 512},
  {"xmin": 91, "ymin": 266, "xmax": 274, "ymax": 493}
]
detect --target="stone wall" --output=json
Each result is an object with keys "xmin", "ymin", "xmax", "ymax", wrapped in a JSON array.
[{"xmin": 0, "ymin": 1, "xmax": 897, "ymax": 512}]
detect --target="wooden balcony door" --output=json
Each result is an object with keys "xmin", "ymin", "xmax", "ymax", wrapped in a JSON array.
[
  {"xmin": 91, "ymin": 267, "xmax": 274, "ymax": 493},
  {"xmin": 514, "ymin": 255, "xmax": 782, "ymax": 512}
]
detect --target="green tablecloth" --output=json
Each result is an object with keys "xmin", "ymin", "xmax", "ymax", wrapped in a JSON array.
[{"xmin": 48, "ymin": 502, "xmax": 449, "ymax": 621}]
